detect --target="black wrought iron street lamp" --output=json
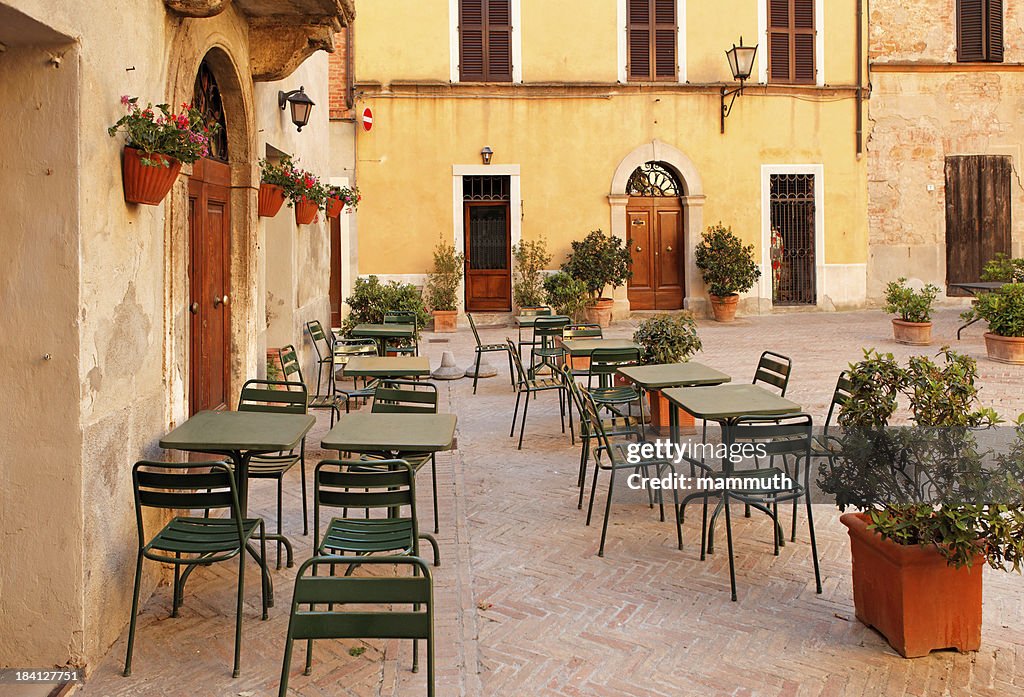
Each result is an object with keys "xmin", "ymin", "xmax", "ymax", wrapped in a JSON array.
[
  {"xmin": 721, "ymin": 37, "xmax": 758, "ymax": 133},
  {"xmin": 278, "ymin": 86, "xmax": 315, "ymax": 132}
]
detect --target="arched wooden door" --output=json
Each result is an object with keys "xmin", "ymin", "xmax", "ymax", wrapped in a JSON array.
[
  {"xmin": 188, "ymin": 60, "xmax": 232, "ymax": 414},
  {"xmin": 625, "ymin": 162, "xmax": 685, "ymax": 310}
]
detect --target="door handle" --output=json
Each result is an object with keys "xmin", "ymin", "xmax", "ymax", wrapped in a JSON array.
[
  {"xmin": 214, "ymin": 295, "xmax": 229, "ymax": 308},
  {"xmin": 666, "ymin": 245, "xmax": 673, "ymax": 252},
  {"xmin": 635, "ymin": 246, "xmax": 642, "ymax": 252},
  {"xmin": 189, "ymin": 302, "xmax": 199, "ymax": 315}
]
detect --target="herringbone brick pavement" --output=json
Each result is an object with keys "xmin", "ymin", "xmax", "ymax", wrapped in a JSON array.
[{"xmin": 77, "ymin": 308, "xmax": 1024, "ymax": 696}]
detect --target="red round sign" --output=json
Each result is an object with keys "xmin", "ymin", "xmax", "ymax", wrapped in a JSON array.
[{"xmin": 362, "ymin": 107, "xmax": 373, "ymax": 132}]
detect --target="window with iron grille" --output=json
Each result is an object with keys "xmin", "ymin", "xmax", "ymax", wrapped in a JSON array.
[
  {"xmin": 767, "ymin": 0, "xmax": 816, "ymax": 84},
  {"xmin": 627, "ymin": 0, "xmax": 677, "ymax": 81},
  {"xmin": 459, "ymin": 0, "xmax": 512, "ymax": 82},
  {"xmin": 769, "ymin": 173, "xmax": 816, "ymax": 305},
  {"xmin": 957, "ymin": 0, "xmax": 1003, "ymax": 63}
]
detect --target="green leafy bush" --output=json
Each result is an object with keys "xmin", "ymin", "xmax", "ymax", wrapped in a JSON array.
[
  {"xmin": 981, "ymin": 253, "xmax": 1024, "ymax": 282},
  {"xmin": 340, "ymin": 275, "xmax": 430, "ymax": 337},
  {"xmin": 884, "ymin": 277, "xmax": 940, "ymax": 323},
  {"xmin": 424, "ymin": 239, "xmax": 465, "ymax": 311},
  {"xmin": 961, "ymin": 282, "xmax": 1024, "ymax": 337},
  {"xmin": 543, "ymin": 271, "xmax": 588, "ymax": 321},
  {"xmin": 561, "ymin": 230, "xmax": 632, "ymax": 302},
  {"xmin": 633, "ymin": 313, "xmax": 702, "ymax": 365},
  {"xmin": 512, "ymin": 238, "xmax": 551, "ymax": 309},
  {"xmin": 693, "ymin": 223, "xmax": 761, "ymax": 297}
]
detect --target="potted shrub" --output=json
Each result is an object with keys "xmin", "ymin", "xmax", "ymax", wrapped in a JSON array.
[
  {"xmin": 340, "ymin": 276, "xmax": 431, "ymax": 346},
  {"xmin": 961, "ymin": 282, "xmax": 1024, "ymax": 364},
  {"xmin": 257, "ymin": 156, "xmax": 293, "ymax": 218},
  {"xmin": 325, "ymin": 184, "xmax": 361, "ymax": 219},
  {"xmin": 818, "ymin": 348, "xmax": 1022, "ymax": 658},
  {"xmin": 543, "ymin": 271, "xmax": 588, "ymax": 322},
  {"xmin": 512, "ymin": 238, "xmax": 551, "ymax": 311},
  {"xmin": 693, "ymin": 224, "xmax": 761, "ymax": 322},
  {"xmin": 980, "ymin": 252, "xmax": 1024, "ymax": 283},
  {"xmin": 884, "ymin": 277, "xmax": 939, "ymax": 345},
  {"xmin": 632, "ymin": 313, "xmax": 702, "ymax": 432},
  {"xmin": 108, "ymin": 95, "xmax": 216, "ymax": 205},
  {"xmin": 561, "ymin": 230, "xmax": 632, "ymax": 327},
  {"xmin": 424, "ymin": 239, "xmax": 465, "ymax": 333}
]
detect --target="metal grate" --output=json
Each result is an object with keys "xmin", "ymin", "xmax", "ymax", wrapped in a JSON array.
[
  {"xmin": 192, "ymin": 61, "xmax": 229, "ymax": 162},
  {"xmin": 463, "ymin": 176, "xmax": 510, "ymax": 201},
  {"xmin": 627, "ymin": 161, "xmax": 681, "ymax": 196},
  {"xmin": 468, "ymin": 206, "xmax": 508, "ymax": 269},
  {"xmin": 769, "ymin": 173, "xmax": 816, "ymax": 305}
]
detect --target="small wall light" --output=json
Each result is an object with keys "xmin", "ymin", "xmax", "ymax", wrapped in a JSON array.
[
  {"xmin": 480, "ymin": 146, "xmax": 493, "ymax": 165},
  {"xmin": 720, "ymin": 37, "xmax": 758, "ymax": 134},
  {"xmin": 278, "ymin": 86, "xmax": 315, "ymax": 132}
]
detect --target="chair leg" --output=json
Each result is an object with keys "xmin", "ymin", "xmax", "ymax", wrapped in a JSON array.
[
  {"xmin": 700, "ymin": 493, "xmax": 709, "ymax": 561},
  {"xmin": 278, "ymin": 637, "xmax": 294, "ymax": 697},
  {"xmin": 427, "ymin": 636, "xmax": 435, "ymax": 697},
  {"xmin": 517, "ymin": 391, "xmax": 530, "ymax": 450},
  {"xmin": 597, "ymin": 467, "xmax": 617, "ymax": 557},
  {"xmin": 510, "ymin": 391, "xmax": 522, "ymax": 438},
  {"xmin": 259, "ymin": 523, "xmax": 269, "ymax": 619},
  {"xmin": 724, "ymin": 494, "xmax": 738, "ymax": 602},
  {"xmin": 122, "ymin": 552, "xmax": 145, "ymax": 677},
  {"xmin": 232, "ymin": 547, "xmax": 245, "ymax": 678},
  {"xmin": 172, "ymin": 553, "xmax": 182, "ymax": 617},
  {"xmin": 585, "ymin": 462, "xmax": 601, "ymax": 526},
  {"xmin": 276, "ymin": 480, "xmax": 284, "ymax": 570},
  {"xmin": 558, "ymin": 389, "xmax": 566, "ymax": 434},
  {"xmin": 301, "ymin": 442, "xmax": 309, "ymax": 536},
  {"xmin": 472, "ymin": 351, "xmax": 481, "ymax": 394},
  {"xmin": 806, "ymin": 495, "xmax": 823, "ymax": 594},
  {"xmin": 431, "ymin": 454, "xmax": 439, "ymax": 534},
  {"xmin": 506, "ymin": 350, "xmax": 515, "ymax": 389},
  {"xmin": 419, "ymin": 532, "xmax": 442, "ymax": 566}
]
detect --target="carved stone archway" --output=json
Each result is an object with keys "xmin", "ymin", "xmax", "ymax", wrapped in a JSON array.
[{"xmin": 609, "ymin": 140, "xmax": 707, "ymax": 316}]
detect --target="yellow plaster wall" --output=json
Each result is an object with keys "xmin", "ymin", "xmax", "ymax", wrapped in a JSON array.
[
  {"xmin": 354, "ymin": 0, "xmax": 452, "ymax": 82},
  {"xmin": 522, "ymin": 2, "xmax": 618, "ymax": 82}
]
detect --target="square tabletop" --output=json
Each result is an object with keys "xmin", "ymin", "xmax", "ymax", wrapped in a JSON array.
[
  {"xmin": 514, "ymin": 314, "xmax": 553, "ymax": 327},
  {"xmin": 662, "ymin": 384, "xmax": 800, "ymax": 421},
  {"xmin": 618, "ymin": 362, "xmax": 731, "ymax": 389},
  {"xmin": 342, "ymin": 356, "xmax": 431, "ymax": 377},
  {"xmin": 160, "ymin": 410, "xmax": 315, "ymax": 453},
  {"xmin": 560, "ymin": 338, "xmax": 639, "ymax": 356},
  {"xmin": 322, "ymin": 413, "xmax": 457, "ymax": 452},
  {"xmin": 350, "ymin": 323, "xmax": 415, "ymax": 338}
]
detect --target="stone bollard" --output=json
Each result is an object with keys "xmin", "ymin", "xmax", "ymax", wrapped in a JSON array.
[
  {"xmin": 464, "ymin": 353, "xmax": 497, "ymax": 378},
  {"xmin": 431, "ymin": 350, "xmax": 464, "ymax": 380}
]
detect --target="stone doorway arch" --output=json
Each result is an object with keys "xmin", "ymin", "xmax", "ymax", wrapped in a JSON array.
[{"xmin": 609, "ymin": 140, "xmax": 706, "ymax": 315}]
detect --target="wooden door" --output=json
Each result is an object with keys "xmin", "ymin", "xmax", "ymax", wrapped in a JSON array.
[
  {"xmin": 329, "ymin": 215, "xmax": 343, "ymax": 327},
  {"xmin": 945, "ymin": 155, "xmax": 1012, "ymax": 296},
  {"xmin": 626, "ymin": 197, "xmax": 684, "ymax": 310},
  {"xmin": 188, "ymin": 158, "xmax": 232, "ymax": 414},
  {"xmin": 464, "ymin": 201, "xmax": 511, "ymax": 311}
]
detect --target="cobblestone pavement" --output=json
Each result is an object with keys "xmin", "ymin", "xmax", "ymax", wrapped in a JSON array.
[{"xmin": 78, "ymin": 308, "xmax": 1024, "ymax": 697}]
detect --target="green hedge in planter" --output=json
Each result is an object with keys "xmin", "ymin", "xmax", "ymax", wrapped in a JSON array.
[{"xmin": 340, "ymin": 275, "xmax": 430, "ymax": 338}]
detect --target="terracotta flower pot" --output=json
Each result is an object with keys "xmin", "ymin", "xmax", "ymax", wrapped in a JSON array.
[
  {"xmin": 294, "ymin": 197, "xmax": 319, "ymax": 225},
  {"xmin": 892, "ymin": 319, "xmax": 933, "ymax": 346},
  {"xmin": 584, "ymin": 297, "xmax": 615, "ymax": 328},
  {"xmin": 121, "ymin": 146, "xmax": 181, "ymax": 205},
  {"xmin": 983, "ymin": 332, "xmax": 1024, "ymax": 364},
  {"xmin": 709, "ymin": 294, "xmax": 739, "ymax": 322},
  {"xmin": 258, "ymin": 183, "xmax": 286, "ymax": 218},
  {"xmin": 432, "ymin": 309, "xmax": 458, "ymax": 333},
  {"xmin": 840, "ymin": 512, "xmax": 983, "ymax": 658},
  {"xmin": 326, "ymin": 196, "xmax": 344, "ymax": 219},
  {"xmin": 647, "ymin": 389, "xmax": 696, "ymax": 434}
]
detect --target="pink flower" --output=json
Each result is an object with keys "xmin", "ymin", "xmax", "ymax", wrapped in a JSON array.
[{"xmin": 120, "ymin": 95, "xmax": 131, "ymax": 105}]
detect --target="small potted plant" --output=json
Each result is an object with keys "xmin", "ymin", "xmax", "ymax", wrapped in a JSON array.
[
  {"xmin": 424, "ymin": 239, "xmax": 465, "ymax": 333},
  {"xmin": 693, "ymin": 223, "xmax": 761, "ymax": 322},
  {"xmin": 108, "ymin": 95, "xmax": 216, "ymax": 205},
  {"xmin": 340, "ymin": 275, "xmax": 430, "ymax": 345},
  {"xmin": 284, "ymin": 167, "xmax": 328, "ymax": 225},
  {"xmin": 326, "ymin": 184, "xmax": 361, "ymax": 219},
  {"xmin": 257, "ymin": 156, "xmax": 294, "ymax": 218},
  {"xmin": 561, "ymin": 230, "xmax": 632, "ymax": 327},
  {"xmin": 884, "ymin": 277, "xmax": 939, "ymax": 345},
  {"xmin": 818, "ymin": 348, "xmax": 1022, "ymax": 658},
  {"xmin": 632, "ymin": 313, "xmax": 702, "ymax": 432},
  {"xmin": 543, "ymin": 271, "xmax": 588, "ymax": 322},
  {"xmin": 960, "ymin": 282, "xmax": 1024, "ymax": 364},
  {"xmin": 513, "ymin": 238, "xmax": 551, "ymax": 312}
]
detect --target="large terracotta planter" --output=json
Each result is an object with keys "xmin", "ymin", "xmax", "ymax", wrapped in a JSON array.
[
  {"xmin": 326, "ymin": 196, "xmax": 344, "ymax": 219},
  {"xmin": 584, "ymin": 297, "xmax": 614, "ymax": 328},
  {"xmin": 983, "ymin": 332, "xmax": 1024, "ymax": 364},
  {"xmin": 892, "ymin": 319, "xmax": 933, "ymax": 346},
  {"xmin": 432, "ymin": 309, "xmax": 458, "ymax": 333},
  {"xmin": 294, "ymin": 197, "xmax": 319, "ymax": 225},
  {"xmin": 840, "ymin": 512, "xmax": 983, "ymax": 658},
  {"xmin": 122, "ymin": 146, "xmax": 181, "ymax": 205},
  {"xmin": 258, "ymin": 183, "xmax": 286, "ymax": 218},
  {"xmin": 709, "ymin": 294, "xmax": 739, "ymax": 322},
  {"xmin": 647, "ymin": 389, "xmax": 695, "ymax": 434}
]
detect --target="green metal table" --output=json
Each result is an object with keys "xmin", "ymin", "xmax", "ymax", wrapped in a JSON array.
[
  {"xmin": 321, "ymin": 413, "xmax": 457, "ymax": 454},
  {"xmin": 337, "ymin": 356, "xmax": 430, "ymax": 379},
  {"xmin": 349, "ymin": 323, "xmax": 415, "ymax": 356},
  {"xmin": 618, "ymin": 362, "xmax": 731, "ymax": 389},
  {"xmin": 560, "ymin": 338, "xmax": 639, "ymax": 356}
]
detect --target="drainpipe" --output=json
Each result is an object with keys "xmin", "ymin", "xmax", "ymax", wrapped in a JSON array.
[{"xmin": 856, "ymin": 0, "xmax": 864, "ymax": 155}]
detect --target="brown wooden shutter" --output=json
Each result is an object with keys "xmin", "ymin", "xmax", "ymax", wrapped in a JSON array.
[
  {"xmin": 460, "ymin": 0, "xmax": 486, "ymax": 81},
  {"xmin": 627, "ymin": 0, "xmax": 652, "ymax": 80},
  {"xmin": 768, "ymin": 0, "xmax": 815, "ymax": 84},
  {"xmin": 486, "ymin": 0, "xmax": 512, "ymax": 81},
  {"xmin": 958, "ymin": 0, "xmax": 1003, "ymax": 62},
  {"xmin": 987, "ymin": 0, "xmax": 1004, "ymax": 61},
  {"xmin": 653, "ymin": 0, "xmax": 677, "ymax": 80},
  {"xmin": 460, "ymin": 0, "xmax": 512, "ymax": 81},
  {"xmin": 627, "ymin": 0, "xmax": 676, "ymax": 81}
]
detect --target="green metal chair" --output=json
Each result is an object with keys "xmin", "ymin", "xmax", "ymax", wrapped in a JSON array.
[
  {"xmin": 579, "ymin": 389, "xmax": 683, "ymax": 557},
  {"xmin": 813, "ymin": 371, "xmax": 852, "ymax": 456},
  {"xmin": 702, "ymin": 350, "xmax": 794, "ymax": 442},
  {"xmin": 305, "ymin": 320, "xmax": 335, "ymax": 398},
  {"xmin": 516, "ymin": 305, "xmax": 552, "ymax": 359},
  {"xmin": 279, "ymin": 555, "xmax": 434, "ymax": 697},
  {"xmin": 281, "ymin": 344, "xmax": 367, "ymax": 425},
  {"xmin": 586, "ymin": 347, "xmax": 645, "ymax": 438},
  {"xmin": 507, "ymin": 337, "xmax": 571, "ymax": 450},
  {"xmin": 238, "ymin": 377, "xmax": 309, "ymax": 567},
  {"xmin": 125, "ymin": 460, "xmax": 269, "ymax": 679},
  {"xmin": 467, "ymin": 313, "xmax": 515, "ymax": 394},
  {"xmin": 332, "ymin": 336, "xmax": 379, "ymax": 404},
  {"xmin": 529, "ymin": 315, "xmax": 570, "ymax": 377},
  {"xmin": 384, "ymin": 310, "xmax": 419, "ymax": 356}
]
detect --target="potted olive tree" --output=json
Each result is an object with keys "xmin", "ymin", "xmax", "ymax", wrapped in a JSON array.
[
  {"xmin": 561, "ymin": 230, "xmax": 632, "ymax": 328},
  {"xmin": 884, "ymin": 277, "xmax": 939, "ymax": 345},
  {"xmin": 818, "ymin": 348, "xmax": 1023, "ymax": 658},
  {"xmin": 425, "ymin": 239, "xmax": 465, "ymax": 333},
  {"xmin": 693, "ymin": 224, "xmax": 761, "ymax": 322},
  {"xmin": 512, "ymin": 238, "xmax": 551, "ymax": 312},
  {"xmin": 632, "ymin": 313, "xmax": 702, "ymax": 432},
  {"xmin": 961, "ymin": 282, "xmax": 1024, "ymax": 364}
]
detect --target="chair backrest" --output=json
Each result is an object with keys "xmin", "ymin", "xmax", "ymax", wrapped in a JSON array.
[
  {"xmin": 519, "ymin": 307, "xmax": 552, "ymax": 317},
  {"xmin": 533, "ymin": 315, "xmax": 570, "ymax": 339},
  {"xmin": 823, "ymin": 371, "xmax": 853, "ymax": 435},
  {"xmin": 505, "ymin": 337, "xmax": 530, "ymax": 387},
  {"xmin": 371, "ymin": 380, "xmax": 438, "ymax": 414},
  {"xmin": 467, "ymin": 313, "xmax": 484, "ymax": 347},
  {"xmin": 305, "ymin": 320, "xmax": 332, "ymax": 362},
  {"xmin": 313, "ymin": 459, "xmax": 418, "ymax": 549},
  {"xmin": 333, "ymin": 337, "xmax": 378, "ymax": 356},
  {"xmin": 731, "ymin": 413, "xmax": 813, "ymax": 462},
  {"xmin": 558, "ymin": 363, "xmax": 591, "ymax": 429},
  {"xmin": 238, "ymin": 377, "xmax": 308, "ymax": 415},
  {"xmin": 752, "ymin": 350, "xmax": 793, "ymax": 396},
  {"xmin": 132, "ymin": 460, "xmax": 243, "ymax": 552},
  {"xmin": 562, "ymin": 324, "xmax": 603, "ymax": 340},
  {"xmin": 384, "ymin": 311, "xmax": 418, "ymax": 329},
  {"xmin": 588, "ymin": 347, "xmax": 640, "ymax": 382},
  {"xmin": 579, "ymin": 388, "xmax": 614, "ymax": 453},
  {"xmin": 278, "ymin": 343, "xmax": 307, "ymax": 385}
]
